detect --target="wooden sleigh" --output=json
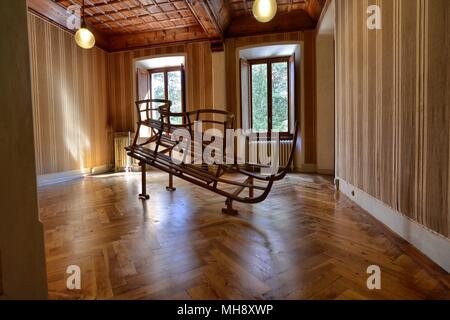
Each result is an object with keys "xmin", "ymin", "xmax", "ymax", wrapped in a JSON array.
[{"xmin": 126, "ymin": 99, "xmax": 298, "ymax": 215}]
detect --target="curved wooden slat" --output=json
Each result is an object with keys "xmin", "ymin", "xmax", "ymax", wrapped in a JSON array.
[{"xmin": 127, "ymin": 99, "xmax": 298, "ymax": 212}]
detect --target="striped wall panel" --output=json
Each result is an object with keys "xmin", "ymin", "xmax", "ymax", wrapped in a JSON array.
[
  {"xmin": 28, "ymin": 13, "xmax": 112, "ymax": 176},
  {"xmin": 107, "ymin": 42, "xmax": 214, "ymax": 133},
  {"xmin": 336, "ymin": 0, "xmax": 450, "ymax": 237}
]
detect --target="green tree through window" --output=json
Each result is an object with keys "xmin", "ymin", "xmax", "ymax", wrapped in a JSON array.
[
  {"xmin": 249, "ymin": 58, "xmax": 290, "ymax": 136},
  {"xmin": 149, "ymin": 67, "xmax": 185, "ymax": 125},
  {"xmin": 251, "ymin": 64, "xmax": 268, "ymax": 133},
  {"xmin": 151, "ymin": 72, "xmax": 165, "ymax": 119},
  {"xmin": 271, "ymin": 62, "xmax": 289, "ymax": 133},
  {"xmin": 168, "ymin": 71, "xmax": 182, "ymax": 124},
  {"xmin": 151, "ymin": 72, "xmax": 165, "ymax": 99}
]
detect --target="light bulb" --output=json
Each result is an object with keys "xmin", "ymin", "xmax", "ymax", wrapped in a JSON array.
[
  {"xmin": 75, "ymin": 27, "xmax": 95, "ymax": 49},
  {"xmin": 253, "ymin": 0, "xmax": 277, "ymax": 23}
]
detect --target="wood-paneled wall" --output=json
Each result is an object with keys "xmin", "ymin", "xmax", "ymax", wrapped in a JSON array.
[
  {"xmin": 225, "ymin": 31, "xmax": 317, "ymax": 165},
  {"xmin": 107, "ymin": 42, "xmax": 213, "ymax": 132},
  {"xmin": 335, "ymin": 0, "xmax": 450, "ymax": 237},
  {"xmin": 28, "ymin": 13, "xmax": 111, "ymax": 175}
]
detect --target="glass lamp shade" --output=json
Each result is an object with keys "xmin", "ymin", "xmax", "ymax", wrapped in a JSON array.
[
  {"xmin": 252, "ymin": 0, "xmax": 278, "ymax": 23},
  {"xmin": 75, "ymin": 27, "xmax": 95, "ymax": 49}
]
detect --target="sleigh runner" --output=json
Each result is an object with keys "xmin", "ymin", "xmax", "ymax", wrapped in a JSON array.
[{"xmin": 126, "ymin": 99, "xmax": 298, "ymax": 215}]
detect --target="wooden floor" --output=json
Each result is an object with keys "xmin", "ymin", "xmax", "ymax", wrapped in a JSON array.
[{"xmin": 38, "ymin": 171, "xmax": 450, "ymax": 300}]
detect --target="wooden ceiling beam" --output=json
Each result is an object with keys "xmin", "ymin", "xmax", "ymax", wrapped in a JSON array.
[
  {"xmin": 288, "ymin": 0, "xmax": 294, "ymax": 13},
  {"xmin": 92, "ymin": 1, "xmax": 138, "ymax": 32},
  {"xmin": 53, "ymin": 0, "xmax": 147, "ymax": 12},
  {"xmin": 107, "ymin": 25, "xmax": 207, "ymax": 51},
  {"xmin": 68, "ymin": 0, "xmax": 124, "ymax": 9},
  {"xmin": 185, "ymin": 0, "xmax": 221, "ymax": 38},
  {"xmin": 83, "ymin": 0, "xmax": 130, "ymax": 32},
  {"xmin": 242, "ymin": 0, "xmax": 249, "ymax": 13},
  {"xmin": 114, "ymin": 0, "xmax": 155, "ymax": 31},
  {"xmin": 226, "ymin": 9, "xmax": 316, "ymax": 37},
  {"xmin": 205, "ymin": 0, "xmax": 232, "ymax": 35},
  {"xmin": 53, "ymin": 0, "xmax": 118, "ymax": 31},
  {"xmin": 305, "ymin": 0, "xmax": 327, "ymax": 21},
  {"xmin": 89, "ymin": 11, "xmax": 153, "ymax": 27},
  {"xmin": 28, "ymin": 0, "xmax": 73, "ymax": 30},
  {"xmin": 27, "ymin": 0, "xmax": 110, "ymax": 50},
  {"xmin": 88, "ymin": 7, "xmax": 190, "ymax": 19}
]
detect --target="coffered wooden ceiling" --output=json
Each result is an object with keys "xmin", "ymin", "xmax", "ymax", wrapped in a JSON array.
[{"xmin": 27, "ymin": 0, "xmax": 326, "ymax": 51}]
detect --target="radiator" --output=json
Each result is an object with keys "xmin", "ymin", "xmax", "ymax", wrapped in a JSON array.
[
  {"xmin": 114, "ymin": 132, "xmax": 132, "ymax": 172},
  {"xmin": 249, "ymin": 140, "xmax": 294, "ymax": 172}
]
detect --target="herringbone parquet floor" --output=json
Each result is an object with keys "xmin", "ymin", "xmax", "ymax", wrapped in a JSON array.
[{"xmin": 38, "ymin": 171, "xmax": 450, "ymax": 300}]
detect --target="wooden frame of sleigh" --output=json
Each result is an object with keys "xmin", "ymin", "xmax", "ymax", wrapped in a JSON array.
[{"xmin": 126, "ymin": 99, "xmax": 298, "ymax": 215}]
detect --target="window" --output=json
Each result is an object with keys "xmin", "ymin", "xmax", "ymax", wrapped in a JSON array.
[
  {"xmin": 244, "ymin": 57, "xmax": 293, "ymax": 138},
  {"xmin": 149, "ymin": 66, "xmax": 185, "ymax": 124}
]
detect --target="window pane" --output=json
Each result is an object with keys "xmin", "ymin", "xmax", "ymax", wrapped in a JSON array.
[
  {"xmin": 168, "ymin": 71, "xmax": 182, "ymax": 125},
  {"xmin": 151, "ymin": 72, "xmax": 165, "ymax": 99},
  {"xmin": 251, "ymin": 64, "xmax": 268, "ymax": 133},
  {"xmin": 151, "ymin": 72, "xmax": 165, "ymax": 119},
  {"xmin": 271, "ymin": 62, "xmax": 289, "ymax": 133}
]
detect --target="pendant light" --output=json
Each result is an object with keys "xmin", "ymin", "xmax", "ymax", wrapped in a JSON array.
[
  {"xmin": 253, "ymin": 0, "xmax": 278, "ymax": 23},
  {"xmin": 75, "ymin": 0, "xmax": 95, "ymax": 49}
]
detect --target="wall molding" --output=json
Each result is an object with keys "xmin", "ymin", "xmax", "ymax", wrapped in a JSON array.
[
  {"xmin": 37, "ymin": 165, "xmax": 112, "ymax": 187},
  {"xmin": 294, "ymin": 163, "xmax": 317, "ymax": 173},
  {"xmin": 317, "ymin": 168, "xmax": 335, "ymax": 175},
  {"xmin": 338, "ymin": 177, "xmax": 450, "ymax": 273},
  {"xmin": 91, "ymin": 164, "xmax": 113, "ymax": 175}
]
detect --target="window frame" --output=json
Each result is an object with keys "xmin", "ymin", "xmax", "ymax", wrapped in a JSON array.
[
  {"xmin": 148, "ymin": 65, "xmax": 186, "ymax": 120},
  {"xmin": 247, "ymin": 56, "xmax": 293, "ymax": 140}
]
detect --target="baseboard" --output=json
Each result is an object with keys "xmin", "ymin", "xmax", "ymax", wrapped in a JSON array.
[
  {"xmin": 293, "ymin": 165, "xmax": 334, "ymax": 176},
  {"xmin": 337, "ymin": 177, "xmax": 450, "ymax": 273},
  {"xmin": 91, "ymin": 164, "xmax": 113, "ymax": 175},
  {"xmin": 294, "ymin": 163, "xmax": 317, "ymax": 173},
  {"xmin": 37, "ymin": 164, "xmax": 113, "ymax": 187},
  {"xmin": 317, "ymin": 168, "xmax": 335, "ymax": 175}
]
